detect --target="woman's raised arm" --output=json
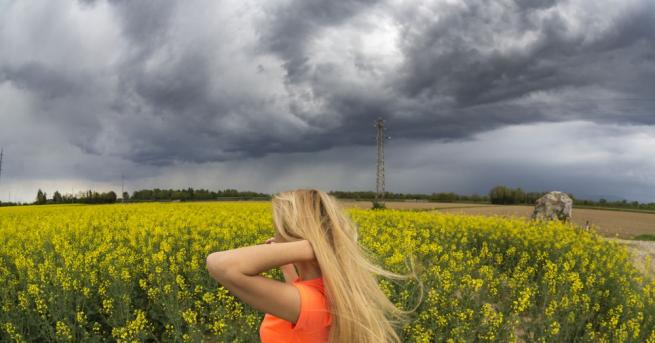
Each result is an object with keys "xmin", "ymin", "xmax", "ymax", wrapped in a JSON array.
[
  {"xmin": 206, "ymin": 240, "xmax": 314, "ymax": 277},
  {"xmin": 263, "ymin": 237, "xmax": 300, "ymax": 283},
  {"xmin": 205, "ymin": 240, "xmax": 315, "ymax": 323}
]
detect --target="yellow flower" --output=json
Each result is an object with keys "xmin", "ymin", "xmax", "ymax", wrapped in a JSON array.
[
  {"xmin": 55, "ymin": 321, "xmax": 73, "ymax": 341},
  {"xmin": 0, "ymin": 201, "xmax": 652, "ymax": 342},
  {"xmin": 512, "ymin": 287, "xmax": 534, "ymax": 314},
  {"xmin": 210, "ymin": 320, "xmax": 227, "ymax": 335},
  {"xmin": 549, "ymin": 321, "xmax": 560, "ymax": 336},
  {"xmin": 163, "ymin": 284, "xmax": 172, "ymax": 294},
  {"xmin": 102, "ymin": 299, "xmax": 113, "ymax": 315},
  {"xmin": 182, "ymin": 308, "xmax": 197, "ymax": 326},
  {"xmin": 176, "ymin": 275, "xmax": 186, "ymax": 289},
  {"xmin": 76, "ymin": 311, "xmax": 87, "ymax": 325},
  {"xmin": 121, "ymin": 269, "xmax": 131, "ymax": 282}
]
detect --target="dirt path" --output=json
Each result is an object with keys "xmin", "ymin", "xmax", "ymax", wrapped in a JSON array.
[{"xmin": 607, "ymin": 238, "xmax": 655, "ymax": 278}]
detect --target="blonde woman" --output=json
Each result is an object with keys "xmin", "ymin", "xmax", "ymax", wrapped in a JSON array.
[{"xmin": 206, "ymin": 188, "xmax": 422, "ymax": 342}]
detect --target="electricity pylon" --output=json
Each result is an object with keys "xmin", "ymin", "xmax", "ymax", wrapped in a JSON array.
[{"xmin": 375, "ymin": 118, "xmax": 390, "ymax": 204}]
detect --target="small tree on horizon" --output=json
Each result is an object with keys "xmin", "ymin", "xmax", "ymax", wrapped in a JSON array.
[
  {"xmin": 53, "ymin": 191, "xmax": 63, "ymax": 203},
  {"xmin": 36, "ymin": 189, "xmax": 47, "ymax": 205}
]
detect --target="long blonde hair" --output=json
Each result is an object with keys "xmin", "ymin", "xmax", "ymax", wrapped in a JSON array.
[{"xmin": 271, "ymin": 188, "xmax": 424, "ymax": 343}]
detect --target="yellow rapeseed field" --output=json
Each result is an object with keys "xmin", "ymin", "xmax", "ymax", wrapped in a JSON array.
[{"xmin": 0, "ymin": 202, "xmax": 653, "ymax": 342}]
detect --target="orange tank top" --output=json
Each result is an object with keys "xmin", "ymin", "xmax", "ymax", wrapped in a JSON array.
[{"xmin": 259, "ymin": 276, "xmax": 332, "ymax": 343}]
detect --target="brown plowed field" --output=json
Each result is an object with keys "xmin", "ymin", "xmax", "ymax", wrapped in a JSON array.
[
  {"xmin": 340, "ymin": 200, "xmax": 492, "ymax": 210},
  {"xmin": 339, "ymin": 200, "xmax": 655, "ymax": 239}
]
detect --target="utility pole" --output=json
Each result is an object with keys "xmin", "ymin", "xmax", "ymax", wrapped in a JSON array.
[{"xmin": 374, "ymin": 118, "xmax": 391, "ymax": 204}]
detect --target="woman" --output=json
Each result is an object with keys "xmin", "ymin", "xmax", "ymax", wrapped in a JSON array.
[{"xmin": 206, "ymin": 188, "xmax": 422, "ymax": 342}]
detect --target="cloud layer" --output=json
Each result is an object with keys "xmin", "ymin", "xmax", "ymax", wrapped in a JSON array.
[{"xmin": 0, "ymin": 0, "xmax": 653, "ymax": 202}]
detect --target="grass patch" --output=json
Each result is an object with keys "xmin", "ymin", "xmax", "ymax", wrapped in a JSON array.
[{"xmin": 633, "ymin": 234, "xmax": 655, "ymax": 241}]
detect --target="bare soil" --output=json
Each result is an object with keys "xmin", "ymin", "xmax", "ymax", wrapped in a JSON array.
[{"xmin": 340, "ymin": 200, "xmax": 494, "ymax": 210}]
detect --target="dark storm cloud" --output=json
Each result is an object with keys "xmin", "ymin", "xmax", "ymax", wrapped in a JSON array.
[
  {"xmin": 1, "ymin": 0, "xmax": 654, "ymax": 170},
  {"xmin": 257, "ymin": 0, "xmax": 655, "ymax": 147},
  {"xmin": 258, "ymin": 0, "xmax": 383, "ymax": 81},
  {"xmin": 395, "ymin": 0, "xmax": 655, "ymax": 108},
  {"xmin": 1, "ymin": 63, "xmax": 84, "ymax": 99}
]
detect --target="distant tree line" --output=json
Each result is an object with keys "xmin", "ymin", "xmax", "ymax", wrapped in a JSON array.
[
  {"xmin": 31, "ymin": 188, "xmax": 269, "ymax": 204},
  {"xmin": 574, "ymin": 198, "xmax": 655, "ymax": 211},
  {"xmin": 19, "ymin": 186, "xmax": 655, "ymax": 211},
  {"xmin": 35, "ymin": 189, "xmax": 117, "ymax": 205},
  {"xmin": 330, "ymin": 187, "xmax": 655, "ymax": 211},
  {"xmin": 488, "ymin": 185, "xmax": 550, "ymax": 205},
  {"xmin": 486, "ymin": 185, "xmax": 655, "ymax": 210},
  {"xmin": 130, "ymin": 188, "xmax": 270, "ymax": 201}
]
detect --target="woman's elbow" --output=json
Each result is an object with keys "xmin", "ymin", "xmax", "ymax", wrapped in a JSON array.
[{"xmin": 206, "ymin": 252, "xmax": 234, "ymax": 281}]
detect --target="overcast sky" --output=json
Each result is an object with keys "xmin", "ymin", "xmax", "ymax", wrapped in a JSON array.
[{"xmin": 1, "ymin": 0, "xmax": 654, "ymax": 203}]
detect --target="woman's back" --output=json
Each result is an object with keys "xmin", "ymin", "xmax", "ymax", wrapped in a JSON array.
[{"xmin": 259, "ymin": 276, "xmax": 332, "ymax": 342}]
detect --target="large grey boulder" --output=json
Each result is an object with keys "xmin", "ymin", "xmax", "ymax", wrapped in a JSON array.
[{"xmin": 531, "ymin": 191, "xmax": 573, "ymax": 222}]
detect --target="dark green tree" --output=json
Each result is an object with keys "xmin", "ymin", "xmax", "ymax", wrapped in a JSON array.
[
  {"xmin": 489, "ymin": 185, "xmax": 508, "ymax": 204},
  {"xmin": 489, "ymin": 185, "xmax": 531, "ymax": 205},
  {"xmin": 53, "ymin": 191, "xmax": 63, "ymax": 203},
  {"xmin": 105, "ymin": 191, "xmax": 117, "ymax": 203},
  {"xmin": 36, "ymin": 189, "xmax": 46, "ymax": 205}
]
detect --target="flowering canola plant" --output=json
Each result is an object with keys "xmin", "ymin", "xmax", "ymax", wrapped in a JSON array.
[{"xmin": 0, "ymin": 202, "xmax": 653, "ymax": 342}]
